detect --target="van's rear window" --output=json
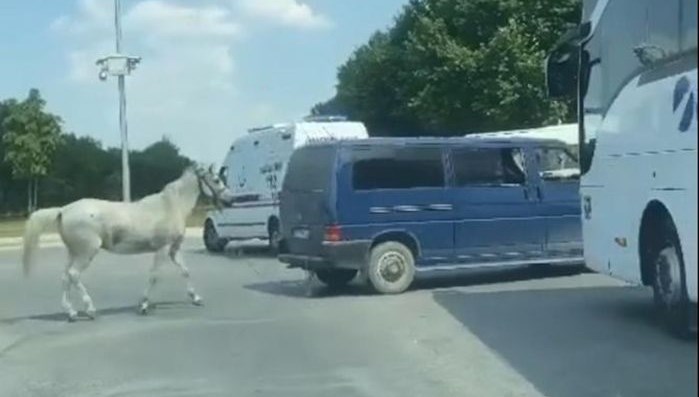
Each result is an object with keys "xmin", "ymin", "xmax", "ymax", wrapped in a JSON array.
[{"xmin": 283, "ymin": 146, "xmax": 335, "ymax": 192}]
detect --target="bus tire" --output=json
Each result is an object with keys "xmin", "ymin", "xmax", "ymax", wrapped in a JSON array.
[
  {"xmin": 204, "ymin": 219, "xmax": 227, "ymax": 253},
  {"xmin": 367, "ymin": 242, "xmax": 415, "ymax": 295},
  {"xmin": 651, "ymin": 218, "xmax": 695, "ymax": 338}
]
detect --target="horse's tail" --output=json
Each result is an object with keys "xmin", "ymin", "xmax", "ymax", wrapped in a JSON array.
[{"xmin": 22, "ymin": 207, "xmax": 61, "ymax": 276}]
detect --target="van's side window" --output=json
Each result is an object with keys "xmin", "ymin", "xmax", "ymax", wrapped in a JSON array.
[
  {"xmin": 535, "ymin": 147, "xmax": 580, "ymax": 181},
  {"xmin": 452, "ymin": 148, "xmax": 525, "ymax": 186},
  {"xmin": 353, "ymin": 147, "xmax": 444, "ymax": 190}
]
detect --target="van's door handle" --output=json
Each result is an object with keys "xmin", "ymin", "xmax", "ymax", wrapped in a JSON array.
[{"xmin": 426, "ymin": 204, "xmax": 453, "ymax": 211}]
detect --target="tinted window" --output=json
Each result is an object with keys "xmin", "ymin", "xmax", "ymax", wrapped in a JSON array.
[
  {"xmin": 580, "ymin": 0, "xmax": 647, "ymax": 174},
  {"xmin": 647, "ymin": 0, "xmax": 681, "ymax": 58},
  {"xmin": 452, "ymin": 148, "xmax": 525, "ymax": 186},
  {"xmin": 283, "ymin": 146, "xmax": 336, "ymax": 192},
  {"xmin": 681, "ymin": 0, "xmax": 697, "ymax": 50},
  {"xmin": 600, "ymin": 0, "xmax": 647, "ymax": 111},
  {"xmin": 535, "ymin": 147, "xmax": 580, "ymax": 181},
  {"xmin": 352, "ymin": 147, "xmax": 444, "ymax": 190}
]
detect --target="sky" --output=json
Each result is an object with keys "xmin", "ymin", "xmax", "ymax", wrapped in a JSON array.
[{"xmin": 0, "ymin": 0, "xmax": 408, "ymax": 163}]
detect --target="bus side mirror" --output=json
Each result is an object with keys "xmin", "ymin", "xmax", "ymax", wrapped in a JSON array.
[
  {"xmin": 545, "ymin": 22, "xmax": 589, "ymax": 99},
  {"xmin": 545, "ymin": 47, "xmax": 579, "ymax": 98}
]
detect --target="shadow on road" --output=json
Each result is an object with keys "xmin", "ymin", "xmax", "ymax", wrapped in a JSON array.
[
  {"xmin": 0, "ymin": 301, "xmax": 192, "ymax": 324},
  {"xmin": 191, "ymin": 246, "xmax": 275, "ymax": 260},
  {"xmin": 244, "ymin": 265, "xmax": 587, "ymax": 299},
  {"xmin": 433, "ymin": 287, "xmax": 697, "ymax": 397},
  {"xmin": 245, "ymin": 278, "xmax": 371, "ymax": 299}
]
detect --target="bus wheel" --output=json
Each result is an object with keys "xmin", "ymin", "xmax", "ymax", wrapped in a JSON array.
[
  {"xmin": 367, "ymin": 242, "xmax": 415, "ymax": 295},
  {"xmin": 204, "ymin": 220, "xmax": 227, "ymax": 253},
  {"xmin": 652, "ymin": 220, "xmax": 695, "ymax": 338}
]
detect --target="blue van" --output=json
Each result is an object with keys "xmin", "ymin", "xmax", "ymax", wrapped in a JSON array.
[{"xmin": 278, "ymin": 137, "xmax": 583, "ymax": 294}]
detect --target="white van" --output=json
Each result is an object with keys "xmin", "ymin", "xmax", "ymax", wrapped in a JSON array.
[
  {"xmin": 204, "ymin": 116, "xmax": 369, "ymax": 252},
  {"xmin": 468, "ymin": 124, "xmax": 579, "ymax": 179},
  {"xmin": 468, "ymin": 123, "xmax": 578, "ymax": 147}
]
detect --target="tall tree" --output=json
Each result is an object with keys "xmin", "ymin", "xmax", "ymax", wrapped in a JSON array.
[
  {"xmin": 314, "ymin": 0, "xmax": 579, "ymax": 136},
  {"xmin": 2, "ymin": 89, "xmax": 63, "ymax": 213}
]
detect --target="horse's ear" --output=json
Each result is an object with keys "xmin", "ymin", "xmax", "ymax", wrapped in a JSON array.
[{"xmin": 208, "ymin": 164, "xmax": 214, "ymax": 174}]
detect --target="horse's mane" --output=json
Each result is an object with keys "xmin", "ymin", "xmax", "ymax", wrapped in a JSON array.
[{"xmin": 137, "ymin": 167, "xmax": 198, "ymax": 212}]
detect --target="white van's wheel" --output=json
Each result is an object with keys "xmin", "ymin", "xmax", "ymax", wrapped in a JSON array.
[
  {"xmin": 204, "ymin": 220, "xmax": 227, "ymax": 253},
  {"xmin": 367, "ymin": 242, "xmax": 415, "ymax": 294},
  {"xmin": 651, "ymin": 220, "xmax": 694, "ymax": 337},
  {"xmin": 268, "ymin": 218, "xmax": 284, "ymax": 254}
]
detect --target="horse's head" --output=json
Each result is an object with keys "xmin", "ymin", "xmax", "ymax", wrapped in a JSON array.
[{"xmin": 192, "ymin": 164, "xmax": 234, "ymax": 210}]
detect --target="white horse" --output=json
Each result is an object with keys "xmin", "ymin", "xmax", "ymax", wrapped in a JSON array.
[{"xmin": 22, "ymin": 165, "xmax": 232, "ymax": 321}]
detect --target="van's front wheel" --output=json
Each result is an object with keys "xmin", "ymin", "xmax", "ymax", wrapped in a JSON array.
[
  {"xmin": 367, "ymin": 242, "xmax": 415, "ymax": 294},
  {"xmin": 204, "ymin": 220, "xmax": 227, "ymax": 253},
  {"xmin": 315, "ymin": 269, "xmax": 357, "ymax": 289}
]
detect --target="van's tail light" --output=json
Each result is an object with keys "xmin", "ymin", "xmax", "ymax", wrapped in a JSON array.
[{"xmin": 324, "ymin": 225, "xmax": 343, "ymax": 242}]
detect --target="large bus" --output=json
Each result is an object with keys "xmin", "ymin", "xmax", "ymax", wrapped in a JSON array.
[{"xmin": 546, "ymin": 0, "xmax": 697, "ymax": 335}]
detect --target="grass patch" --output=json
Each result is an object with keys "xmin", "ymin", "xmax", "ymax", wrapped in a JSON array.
[{"xmin": 0, "ymin": 217, "xmax": 25, "ymax": 239}]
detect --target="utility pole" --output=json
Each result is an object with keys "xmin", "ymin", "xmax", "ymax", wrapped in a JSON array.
[{"xmin": 96, "ymin": 0, "xmax": 140, "ymax": 202}]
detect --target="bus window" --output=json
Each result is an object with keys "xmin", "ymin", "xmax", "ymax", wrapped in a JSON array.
[
  {"xmin": 681, "ymin": 0, "xmax": 697, "ymax": 50},
  {"xmin": 647, "ymin": 0, "xmax": 680, "ymax": 59}
]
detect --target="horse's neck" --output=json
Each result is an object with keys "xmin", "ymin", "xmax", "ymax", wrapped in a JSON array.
[{"xmin": 162, "ymin": 173, "xmax": 199, "ymax": 218}]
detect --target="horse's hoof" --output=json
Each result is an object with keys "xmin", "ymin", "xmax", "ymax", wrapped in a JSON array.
[
  {"xmin": 67, "ymin": 312, "xmax": 78, "ymax": 322},
  {"xmin": 192, "ymin": 296, "xmax": 204, "ymax": 306},
  {"xmin": 85, "ymin": 309, "xmax": 97, "ymax": 320},
  {"xmin": 138, "ymin": 300, "xmax": 150, "ymax": 315}
]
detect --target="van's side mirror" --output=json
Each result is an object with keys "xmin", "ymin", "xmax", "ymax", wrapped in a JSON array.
[
  {"xmin": 545, "ymin": 22, "xmax": 589, "ymax": 99},
  {"xmin": 218, "ymin": 166, "xmax": 228, "ymax": 186}
]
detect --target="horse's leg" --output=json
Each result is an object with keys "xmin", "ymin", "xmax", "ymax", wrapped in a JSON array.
[
  {"xmin": 69, "ymin": 251, "xmax": 99, "ymax": 319},
  {"xmin": 139, "ymin": 247, "xmax": 167, "ymax": 315},
  {"xmin": 62, "ymin": 260, "xmax": 78, "ymax": 322},
  {"xmin": 169, "ymin": 240, "xmax": 203, "ymax": 306}
]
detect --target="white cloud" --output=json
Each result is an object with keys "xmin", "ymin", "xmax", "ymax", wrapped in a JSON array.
[
  {"xmin": 237, "ymin": 0, "xmax": 332, "ymax": 30},
  {"xmin": 51, "ymin": 0, "xmax": 244, "ymax": 161},
  {"xmin": 50, "ymin": 0, "xmax": 331, "ymax": 161},
  {"xmin": 127, "ymin": 0, "xmax": 242, "ymax": 41}
]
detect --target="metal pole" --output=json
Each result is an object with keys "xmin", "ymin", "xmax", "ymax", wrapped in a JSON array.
[{"xmin": 114, "ymin": 0, "xmax": 131, "ymax": 202}]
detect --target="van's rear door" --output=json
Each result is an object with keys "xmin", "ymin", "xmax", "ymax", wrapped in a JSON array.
[{"xmin": 280, "ymin": 145, "xmax": 337, "ymax": 256}]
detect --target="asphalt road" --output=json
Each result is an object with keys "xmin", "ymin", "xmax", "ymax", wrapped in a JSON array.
[{"xmin": 0, "ymin": 239, "xmax": 696, "ymax": 397}]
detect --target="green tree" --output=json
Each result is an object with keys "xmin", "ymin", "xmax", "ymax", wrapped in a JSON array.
[
  {"xmin": 315, "ymin": 0, "xmax": 579, "ymax": 136},
  {"xmin": 130, "ymin": 137, "xmax": 192, "ymax": 199},
  {"xmin": 0, "ymin": 99, "xmax": 25, "ymax": 213},
  {"xmin": 41, "ymin": 134, "xmax": 120, "ymax": 205},
  {"xmin": 2, "ymin": 89, "xmax": 63, "ymax": 213}
]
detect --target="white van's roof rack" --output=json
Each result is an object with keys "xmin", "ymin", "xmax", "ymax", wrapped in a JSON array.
[
  {"xmin": 247, "ymin": 123, "xmax": 289, "ymax": 133},
  {"xmin": 302, "ymin": 115, "xmax": 348, "ymax": 123}
]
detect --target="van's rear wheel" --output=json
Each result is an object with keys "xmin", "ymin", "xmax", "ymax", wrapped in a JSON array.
[
  {"xmin": 651, "ymin": 219, "xmax": 695, "ymax": 338},
  {"xmin": 367, "ymin": 242, "xmax": 415, "ymax": 294},
  {"xmin": 315, "ymin": 269, "xmax": 357, "ymax": 289},
  {"xmin": 204, "ymin": 220, "xmax": 227, "ymax": 253}
]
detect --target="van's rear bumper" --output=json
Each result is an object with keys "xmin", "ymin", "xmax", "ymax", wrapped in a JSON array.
[{"xmin": 279, "ymin": 240, "xmax": 371, "ymax": 270}]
